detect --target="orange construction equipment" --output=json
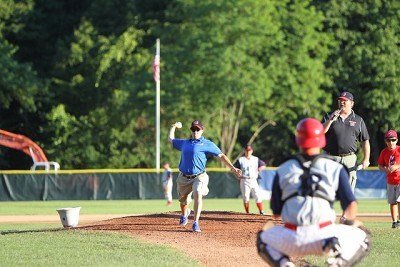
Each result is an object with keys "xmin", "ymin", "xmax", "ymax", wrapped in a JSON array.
[{"xmin": 0, "ymin": 129, "xmax": 59, "ymax": 170}]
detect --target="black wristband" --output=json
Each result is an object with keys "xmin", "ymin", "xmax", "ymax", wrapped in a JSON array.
[
  {"xmin": 342, "ymin": 218, "xmax": 355, "ymax": 225},
  {"xmin": 339, "ymin": 215, "xmax": 355, "ymax": 225}
]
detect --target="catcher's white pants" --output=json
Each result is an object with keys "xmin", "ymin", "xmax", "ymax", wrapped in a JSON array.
[{"xmin": 260, "ymin": 223, "xmax": 367, "ymax": 261}]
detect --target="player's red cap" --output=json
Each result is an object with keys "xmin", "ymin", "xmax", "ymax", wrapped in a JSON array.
[
  {"xmin": 244, "ymin": 145, "xmax": 253, "ymax": 151},
  {"xmin": 384, "ymin": 130, "xmax": 397, "ymax": 139}
]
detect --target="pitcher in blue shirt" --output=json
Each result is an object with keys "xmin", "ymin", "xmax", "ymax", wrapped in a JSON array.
[{"xmin": 168, "ymin": 120, "xmax": 241, "ymax": 232}]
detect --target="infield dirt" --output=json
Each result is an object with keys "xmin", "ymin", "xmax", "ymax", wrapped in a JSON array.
[
  {"xmin": 0, "ymin": 211, "xmax": 389, "ymax": 267},
  {"xmin": 80, "ymin": 211, "xmax": 387, "ymax": 267}
]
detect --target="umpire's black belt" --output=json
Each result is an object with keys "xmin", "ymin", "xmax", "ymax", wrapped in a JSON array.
[
  {"xmin": 183, "ymin": 171, "xmax": 205, "ymax": 179},
  {"xmin": 332, "ymin": 152, "xmax": 355, "ymax": 157}
]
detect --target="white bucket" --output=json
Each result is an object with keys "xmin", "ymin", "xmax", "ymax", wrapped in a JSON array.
[{"xmin": 56, "ymin": 207, "xmax": 81, "ymax": 228}]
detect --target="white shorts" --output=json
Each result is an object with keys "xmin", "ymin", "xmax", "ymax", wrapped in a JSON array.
[{"xmin": 177, "ymin": 172, "xmax": 209, "ymax": 205}]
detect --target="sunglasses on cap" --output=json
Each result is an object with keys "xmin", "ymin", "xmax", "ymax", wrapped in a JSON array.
[
  {"xmin": 191, "ymin": 127, "xmax": 201, "ymax": 132},
  {"xmin": 385, "ymin": 138, "xmax": 397, "ymax": 143}
]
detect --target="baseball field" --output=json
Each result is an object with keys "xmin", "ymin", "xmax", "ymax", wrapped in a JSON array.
[{"xmin": 0, "ymin": 199, "xmax": 397, "ymax": 266}]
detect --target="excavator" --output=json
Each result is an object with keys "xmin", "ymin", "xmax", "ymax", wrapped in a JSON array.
[{"xmin": 0, "ymin": 129, "xmax": 60, "ymax": 171}]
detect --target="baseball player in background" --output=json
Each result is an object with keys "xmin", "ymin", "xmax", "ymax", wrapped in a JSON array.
[
  {"xmin": 377, "ymin": 130, "xmax": 400, "ymax": 229},
  {"xmin": 233, "ymin": 145, "xmax": 266, "ymax": 215},
  {"xmin": 161, "ymin": 162, "xmax": 173, "ymax": 206},
  {"xmin": 257, "ymin": 118, "xmax": 370, "ymax": 267}
]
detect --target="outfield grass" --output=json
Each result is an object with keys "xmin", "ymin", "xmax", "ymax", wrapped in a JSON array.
[
  {"xmin": 0, "ymin": 198, "xmax": 390, "ymax": 215},
  {"xmin": 0, "ymin": 199, "xmax": 397, "ymax": 266},
  {"xmin": 0, "ymin": 230, "xmax": 199, "ymax": 267}
]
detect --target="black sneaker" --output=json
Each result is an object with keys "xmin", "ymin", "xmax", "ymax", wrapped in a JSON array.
[
  {"xmin": 392, "ymin": 221, "xmax": 398, "ymax": 229},
  {"xmin": 260, "ymin": 210, "xmax": 265, "ymax": 215}
]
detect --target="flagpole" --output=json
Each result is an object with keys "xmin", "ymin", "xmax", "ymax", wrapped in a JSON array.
[{"xmin": 155, "ymin": 39, "xmax": 161, "ymax": 172}]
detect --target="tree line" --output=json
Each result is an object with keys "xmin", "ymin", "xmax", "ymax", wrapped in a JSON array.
[{"xmin": 0, "ymin": 0, "xmax": 399, "ymax": 170}]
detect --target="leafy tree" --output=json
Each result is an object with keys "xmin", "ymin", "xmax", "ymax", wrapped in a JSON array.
[
  {"xmin": 159, "ymin": 0, "xmax": 332, "ymax": 165},
  {"xmin": 0, "ymin": 0, "xmax": 42, "ymax": 113},
  {"xmin": 45, "ymin": 15, "xmax": 153, "ymax": 168},
  {"xmin": 314, "ymin": 0, "xmax": 400, "ymax": 163},
  {"xmin": 2, "ymin": 0, "xmax": 398, "ymax": 170},
  {"xmin": 0, "ymin": 0, "xmax": 49, "ymax": 169}
]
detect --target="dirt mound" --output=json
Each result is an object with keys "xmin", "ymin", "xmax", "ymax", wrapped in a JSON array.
[
  {"xmin": 77, "ymin": 211, "xmax": 386, "ymax": 267},
  {"xmin": 80, "ymin": 211, "xmax": 273, "ymax": 267}
]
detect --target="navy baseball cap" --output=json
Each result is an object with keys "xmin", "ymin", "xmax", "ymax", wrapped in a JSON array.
[
  {"xmin": 338, "ymin": 91, "xmax": 354, "ymax": 101},
  {"xmin": 190, "ymin": 120, "xmax": 203, "ymax": 130}
]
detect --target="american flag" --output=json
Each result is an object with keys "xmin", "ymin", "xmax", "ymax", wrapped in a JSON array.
[{"xmin": 152, "ymin": 54, "xmax": 160, "ymax": 82}]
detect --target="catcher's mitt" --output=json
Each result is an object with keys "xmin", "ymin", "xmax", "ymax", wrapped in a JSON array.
[{"xmin": 339, "ymin": 216, "xmax": 371, "ymax": 235}]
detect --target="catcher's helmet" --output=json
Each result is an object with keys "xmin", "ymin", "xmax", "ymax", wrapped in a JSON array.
[{"xmin": 295, "ymin": 118, "xmax": 326, "ymax": 148}]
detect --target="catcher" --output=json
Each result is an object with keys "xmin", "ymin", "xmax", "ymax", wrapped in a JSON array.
[{"xmin": 257, "ymin": 118, "xmax": 370, "ymax": 267}]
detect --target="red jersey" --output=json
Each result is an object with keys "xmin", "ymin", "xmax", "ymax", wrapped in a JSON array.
[{"xmin": 377, "ymin": 146, "xmax": 400, "ymax": 185}]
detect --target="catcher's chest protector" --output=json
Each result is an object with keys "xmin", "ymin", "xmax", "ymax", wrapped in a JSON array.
[{"xmin": 282, "ymin": 154, "xmax": 334, "ymax": 204}]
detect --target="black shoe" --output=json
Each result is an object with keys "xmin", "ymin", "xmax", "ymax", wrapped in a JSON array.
[
  {"xmin": 392, "ymin": 221, "xmax": 398, "ymax": 229},
  {"xmin": 260, "ymin": 210, "xmax": 265, "ymax": 215}
]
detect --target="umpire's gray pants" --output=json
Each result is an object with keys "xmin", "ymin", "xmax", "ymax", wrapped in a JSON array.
[{"xmin": 331, "ymin": 154, "xmax": 358, "ymax": 192}]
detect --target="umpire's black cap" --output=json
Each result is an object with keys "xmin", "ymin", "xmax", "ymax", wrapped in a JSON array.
[{"xmin": 338, "ymin": 91, "xmax": 354, "ymax": 101}]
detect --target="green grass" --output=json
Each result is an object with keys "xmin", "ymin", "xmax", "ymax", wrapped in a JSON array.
[
  {"xmin": 0, "ymin": 199, "xmax": 389, "ymax": 215},
  {"xmin": 0, "ymin": 230, "xmax": 199, "ymax": 267},
  {"xmin": 355, "ymin": 199, "xmax": 389, "ymax": 213},
  {"xmin": 0, "ymin": 198, "xmax": 268, "ymax": 215},
  {"xmin": 0, "ymin": 199, "xmax": 395, "ymax": 266}
]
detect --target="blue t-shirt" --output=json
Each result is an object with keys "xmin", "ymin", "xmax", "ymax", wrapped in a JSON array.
[{"xmin": 172, "ymin": 137, "xmax": 222, "ymax": 175}]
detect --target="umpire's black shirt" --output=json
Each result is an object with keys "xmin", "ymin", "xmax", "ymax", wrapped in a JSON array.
[{"xmin": 322, "ymin": 110, "xmax": 370, "ymax": 156}]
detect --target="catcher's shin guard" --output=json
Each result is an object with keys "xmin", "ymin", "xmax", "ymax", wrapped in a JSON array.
[
  {"xmin": 256, "ymin": 231, "xmax": 293, "ymax": 267},
  {"xmin": 322, "ymin": 237, "xmax": 342, "ymax": 256},
  {"xmin": 343, "ymin": 235, "xmax": 370, "ymax": 267}
]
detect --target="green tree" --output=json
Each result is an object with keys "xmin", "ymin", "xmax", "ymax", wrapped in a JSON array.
[
  {"xmin": 5, "ymin": 0, "xmax": 398, "ymax": 169},
  {"xmin": 8, "ymin": 0, "xmax": 174, "ymax": 169},
  {"xmin": 159, "ymin": 0, "xmax": 332, "ymax": 165},
  {"xmin": 0, "ymin": 0, "xmax": 49, "ymax": 169},
  {"xmin": 46, "ymin": 16, "xmax": 153, "ymax": 168},
  {"xmin": 315, "ymin": 0, "xmax": 400, "ymax": 163},
  {"xmin": 0, "ymin": 0, "xmax": 43, "ymax": 113}
]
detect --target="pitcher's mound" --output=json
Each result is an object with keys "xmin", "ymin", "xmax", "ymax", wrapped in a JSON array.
[
  {"xmin": 79, "ymin": 211, "xmax": 380, "ymax": 267},
  {"xmin": 81, "ymin": 211, "xmax": 273, "ymax": 267}
]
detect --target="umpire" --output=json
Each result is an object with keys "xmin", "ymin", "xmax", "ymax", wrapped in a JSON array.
[{"xmin": 322, "ymin": 91, "xmax": 370, "ymax": 191}]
